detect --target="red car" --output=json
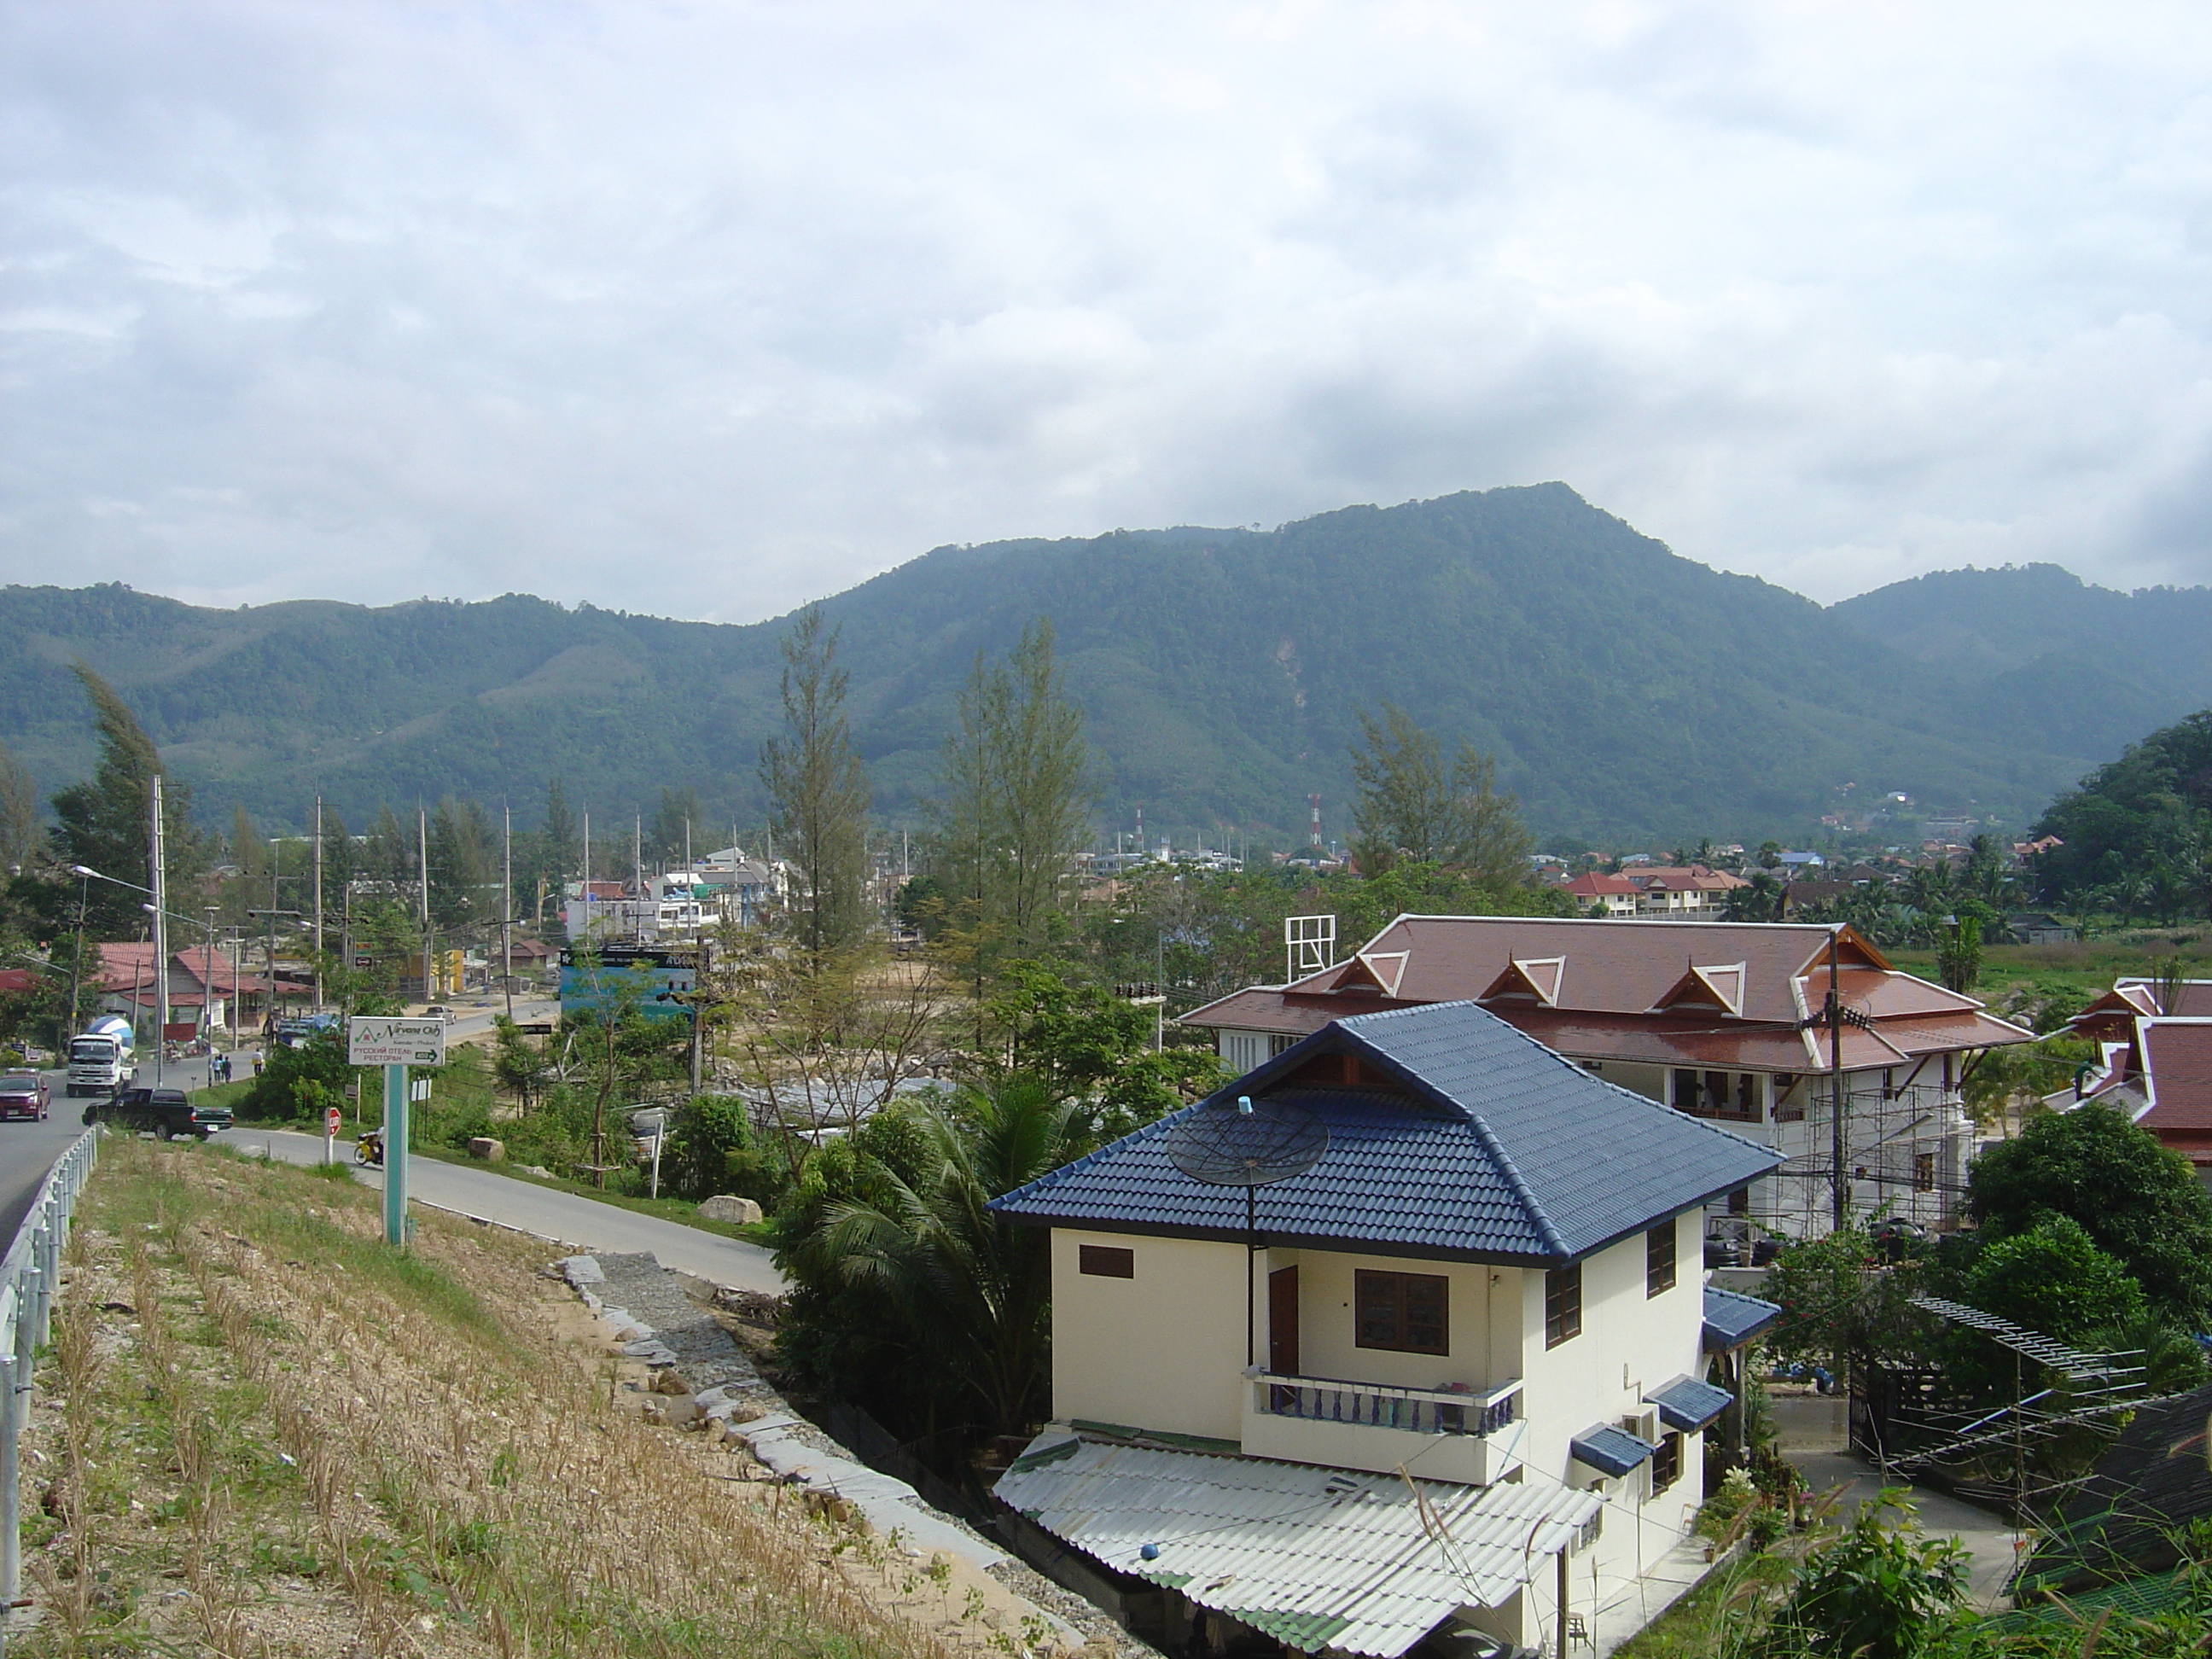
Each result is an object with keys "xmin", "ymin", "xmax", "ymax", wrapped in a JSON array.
[{"xmin": 0, "ymin": 1073, "xmax": 49, "ymax": 1121}]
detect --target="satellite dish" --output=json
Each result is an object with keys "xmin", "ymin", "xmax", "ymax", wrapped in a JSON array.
[{"xmin": 1165, "ymin": 1093, "xmax": 1329, "ymax": 1188}]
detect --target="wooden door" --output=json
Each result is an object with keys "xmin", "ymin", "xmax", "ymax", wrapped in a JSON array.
[{"xmin": 1268, "ymin": 1266, "xmax": 1301, "ymax": 1377}]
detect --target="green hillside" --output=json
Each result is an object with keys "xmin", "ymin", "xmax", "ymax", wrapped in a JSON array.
[{"xmin": 3, "ymin": 485, "xmax": 2201, "ymax": 847}]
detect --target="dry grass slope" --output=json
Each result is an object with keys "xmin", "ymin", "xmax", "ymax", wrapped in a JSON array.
[{"xmin": 13, "ymin": 1138, "xmax": 969, "ymax": 1659}]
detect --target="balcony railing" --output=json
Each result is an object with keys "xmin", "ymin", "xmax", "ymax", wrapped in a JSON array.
[{"xmin": 1254, "ymin": 1372, "xmax": 1521, "ymax": 1437}]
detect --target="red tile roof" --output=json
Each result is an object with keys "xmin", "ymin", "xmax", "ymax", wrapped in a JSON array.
[{"xmin": 1183, "ymin": 914, "xmax": 2031, "ymax": 1074}]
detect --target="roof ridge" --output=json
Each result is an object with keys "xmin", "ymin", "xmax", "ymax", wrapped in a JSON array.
[{"xmin": 1339, "ymin": 1004, "xmax": 1572, "ymax": 1258}]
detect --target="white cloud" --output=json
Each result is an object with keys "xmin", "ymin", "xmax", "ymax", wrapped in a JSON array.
[{"xmin": 5, "ymin": 0, "xmax": 2212, "ymax": 618}]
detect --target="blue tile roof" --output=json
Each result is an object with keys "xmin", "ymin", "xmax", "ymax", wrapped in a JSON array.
[
  {"xmin": 992, "ymin": 1000, "xmax": 1782, "ymax": 1265},
  {"xmin": 1702, "ymin": 1286, "xmax": 1783, "ymax": 1351},
  {"xmin": 1570, "ymin": 1425, "xmax": 1656, "ymax": 1478},
  {"xmin": 1645, "ymin": 1375, "xmax": 1733, "ymax": 1432}
]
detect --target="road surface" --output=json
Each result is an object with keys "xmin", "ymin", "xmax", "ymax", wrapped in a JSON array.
[
  {"xmin": 0, "ymin": 1082, "xmax": 89, "ymax": 1246},
  {"xmin": 230, "ymin": 1125, "xmax": 786, "ymax": 1295}
]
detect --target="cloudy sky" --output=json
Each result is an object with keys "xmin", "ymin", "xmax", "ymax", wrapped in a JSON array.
[{"xmin": 7, "ymin": 2, "xmax": 2212, "ymax": 622}]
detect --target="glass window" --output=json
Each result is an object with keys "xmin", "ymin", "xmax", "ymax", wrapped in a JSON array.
[
  {"xmin": 1645, "ymin": 1223, "xmax": 1677, "ymax": 1297},
  {"xmin": 1545, "ymin": 1263, "xmax": 1582, "ymax": 1348},
  {"xmin": 1354, "ymin": 1270, "xmax": 1449, "ymax": 1354},
  {"xmin": 1652, "ymin": 1432, "xmax": 1683, "ymax": 1493},
  {"xmin": 1078, "ymin": 1244, "xmax": 1134, "ymax": 1278}
]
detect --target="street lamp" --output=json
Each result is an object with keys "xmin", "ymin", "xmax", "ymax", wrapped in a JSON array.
[{"xmin": 65, "ymin": 864, "xmax": 95, "ymax": 1047}]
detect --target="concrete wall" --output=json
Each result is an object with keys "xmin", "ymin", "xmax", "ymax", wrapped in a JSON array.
[{"xmin": 1049, "ymin": 1229, "xmax": 1249, "ymax": 1442}]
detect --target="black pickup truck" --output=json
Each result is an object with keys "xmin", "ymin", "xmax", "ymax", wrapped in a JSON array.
[{"xmin": 83, "ymin": 1087, "xmax": 233, "ymax": 1141}]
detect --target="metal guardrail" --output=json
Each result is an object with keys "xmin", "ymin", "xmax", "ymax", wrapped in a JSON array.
[{"xmin": 0, "ymin": 1126, "xmax": 100, "ymax": 1630}]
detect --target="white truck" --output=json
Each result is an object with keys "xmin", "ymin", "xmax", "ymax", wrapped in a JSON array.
[{"xmin": 66, "ymin": 1016, "xmax": 135, "ymax": 1097}]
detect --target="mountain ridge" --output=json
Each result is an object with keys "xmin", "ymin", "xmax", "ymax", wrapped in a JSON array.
[{"xmin": 6, "ymin": 485, "xmax": 2208, "ymax": 847}]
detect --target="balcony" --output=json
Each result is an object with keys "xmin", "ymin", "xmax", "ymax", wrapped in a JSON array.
[{"xmin": 1240, "ymin": 1372, "xmax": 1525, "ymax": 1486}]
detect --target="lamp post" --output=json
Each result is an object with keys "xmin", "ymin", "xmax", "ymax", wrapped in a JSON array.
[
  {"xmin": 65, "ymin": 865, "xmax": 93, "ymax": 1046},
  {"xmin": 75, "ymin": 864, "xmax": 166, "ymax": 1080}
]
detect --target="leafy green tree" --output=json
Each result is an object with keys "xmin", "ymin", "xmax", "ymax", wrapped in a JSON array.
[
  {"xmin": 1764, "ymin": 1225, "xmax": 1941, "ymax": 1381},
  {"xmin": 428, "ymin": 795, "xmax": 493, "ymax": 930},
  {"xmin": 1968, "ymin": 1102, "xmax": 2212, "ymax": 1323},
  {"xmin": 760, "ymin": 607, "xmax": 870, "ymax": 958},
  {"xmin": 1348, "ymin": 704, "xmax": 1531, "ymax": 882},
  {"xmin": 927, "ymin": 618, "xmax": 1091, "ymax": 979},
  {"xmin": 1964, "ymin": 1215, "xmax": 2145, "ymax": 1342},
  {"xmin": 50, "ymin": 666, "xmax": 200, "ymax": 937},
  {"xmin": 980, "ymin": 960, "xmax": 1225, "ymax": 1138},
  {"xmin": 1936, "ymin": 915, "xmax": 1982, "ymax": 994},
  {"xmin": 662, "ymin": 1093, "xmax": 755, "ymax": 1202},
  {"xmin": 1761, "ymin": 1493, "xmax": 1970, "ymax": 1659},
  {"xmin": 239, "ymin": 1028, "xmax": 352, "ymax": 1123},
  {"xmin": 0, "ymin": 741, "xmax": 42, "ymax": 874}
]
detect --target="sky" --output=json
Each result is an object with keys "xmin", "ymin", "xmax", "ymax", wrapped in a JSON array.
[{"xmin": 7, "ymin": 2, "xmax": 2212, "ymax": 623}]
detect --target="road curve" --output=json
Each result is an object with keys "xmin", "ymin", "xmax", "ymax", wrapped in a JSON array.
[{"xmin": 229, "ymin": 1125, "xmax": 787, "ymax": 1295}]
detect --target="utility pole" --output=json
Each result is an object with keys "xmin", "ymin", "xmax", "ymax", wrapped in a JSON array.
[
  {"xmin": 263, "ymin": 838, "xmax": 277, "ymax": 1044},
  {"xmin": 632, "ymin": 813, "xmax": 643, "ymax": 898},
  {"xmin": 417, "ymin": 806, "xmax": 433, "ymax": 1004},
  {"xmin": 503, "ymin": 804, "xmax": 514, "ymax": 1001},
  {"xmin": 202, "ymin": 907, "xmax": 217, "ymax": 1046},
  {"xmin": 150, "ymin": 775, "xmax": 168, "ymax": 1085},
  {"xmin": 1830, "ymin": 926, "xmax": 1848, "ymax": 1231},
  {"xmin": 312, "ymin": 796, "xmax": 325, "ymax": 1011}
]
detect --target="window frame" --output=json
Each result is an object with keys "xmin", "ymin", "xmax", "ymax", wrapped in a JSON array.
[
  {"xmin": 1651, "ymin": 1431, "xmax": 1683, "ymax": 1493},
  {"xmin": 1353, "ymin": 1269, "xmax": 1450, "ymax": 1356},
  {"xmin": 1544, "ymin": 1263, "xmax": 1582, "ymax": 1348},
  {"xmin": 1645, "ymin": 1221, "xmax": 1678, "ymax": 1298}
]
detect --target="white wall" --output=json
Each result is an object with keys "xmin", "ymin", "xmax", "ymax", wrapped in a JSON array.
[
  {"xmin": 1271, "ymin": 1249, "xmax": 1512, "ymax": 1393},
  {"xmin": 1512, "ymin": 1214, "xmax": 1708, "ymax": 1595},
  {"xmin": 1050, "ymin": 1230, "xmax": 1250, "ymax": 1442}
]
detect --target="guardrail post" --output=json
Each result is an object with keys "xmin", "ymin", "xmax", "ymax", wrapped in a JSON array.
[{"xmin": 0, "ymin": 1347, "xmax": 17, "ymax": 1612}]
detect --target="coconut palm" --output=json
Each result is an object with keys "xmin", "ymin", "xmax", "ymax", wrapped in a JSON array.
[{"xmin": 783, "ymin": 1073, "xmax": 1086, "ymax": 1440}]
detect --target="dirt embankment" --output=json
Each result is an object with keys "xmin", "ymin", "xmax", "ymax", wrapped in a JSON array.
[{"xmin": 12, "ymin": 1138, "xmax": 1068, "ymax": 1659}]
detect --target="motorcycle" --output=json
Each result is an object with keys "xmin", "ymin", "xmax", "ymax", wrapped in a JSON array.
[{"xmin": 355, "ymin": 1127, "xmax": 384, "ymax": 1167}]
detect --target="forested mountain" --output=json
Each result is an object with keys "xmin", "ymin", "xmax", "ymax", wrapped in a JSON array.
[
  {"xmin": 5, "ymin": 485, "xmax": 2209, "ymax": 847},
  {"xmin": 1828, "ymin": 564, "xmax": 2212, "ymax": 763}
]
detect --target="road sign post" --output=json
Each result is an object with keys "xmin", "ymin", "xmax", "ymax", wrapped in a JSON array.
[
  {"xmin": 348, "ymin": 1018, "xmax": 445, "ymax": 1249},
  {"xmin": 323, "ymin": 1104, "xmax": 340, "ymax": 1165}
]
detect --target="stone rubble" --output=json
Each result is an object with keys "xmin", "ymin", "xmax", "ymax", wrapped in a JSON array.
[{"xmin": 553, "ymin": 1252, "xmax": 1160, "ymax": 1658}]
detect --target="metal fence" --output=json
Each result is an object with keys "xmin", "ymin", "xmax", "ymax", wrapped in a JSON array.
[{"xmin": 0, "ymin": 1126, "xmax": 100, "ymax": 1633}]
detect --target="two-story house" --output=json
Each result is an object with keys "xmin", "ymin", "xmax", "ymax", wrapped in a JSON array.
[
  {"xmin": 1185, "ymin": 916, "xmax": 2033, "ymax": 1246},
  {"xmin": 990, "ymin": 1000, "xmax": 1782, "ymax": 1659}
]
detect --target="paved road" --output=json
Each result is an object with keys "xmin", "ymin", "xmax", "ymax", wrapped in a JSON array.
[
  {"xmin": 0, "ymin": 1085, "xmax": 90, "ymax": 1246},
  {"xmin": 230, "ymin": 1126, "xmax": 786, "ymax": 1295}
]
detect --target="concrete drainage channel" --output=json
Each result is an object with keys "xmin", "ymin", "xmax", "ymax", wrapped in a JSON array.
[{"xmin": 556, "ymin": 1251, "xmax": 1155, "ymax": 1657}]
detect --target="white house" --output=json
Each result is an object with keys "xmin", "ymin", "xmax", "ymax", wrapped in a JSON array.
[{"xmin": 990, "ymin": 1000, "xmax": 1783, "ymax": 1659}]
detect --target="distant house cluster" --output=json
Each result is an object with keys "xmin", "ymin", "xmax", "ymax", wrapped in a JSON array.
[
  {"xmin": 1557, "ymin": 864, "xmax": 1749, "ymax": 918},
  {"xmin": 562, "ymin": 847, "xmax": 782, "ymax": 945}
]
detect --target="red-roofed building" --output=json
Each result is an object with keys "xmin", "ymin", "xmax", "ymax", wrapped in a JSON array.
[
  {"xmin": 92, "ymin": 943, "xmax": 298, "ymax": 1036},
  {"xmin": 1184, "ymin": 914, "xmax": 2035, "ymax": 1242},
  {"xmin": 1562, "ymin": 872, "xmax": 1637, "ymax": 917},
  {"xmin": 2065, "ymin": 980, "xmax": 2212, "ymax": 1185}
]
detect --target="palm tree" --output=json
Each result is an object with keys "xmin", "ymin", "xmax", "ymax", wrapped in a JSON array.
[{"xmin": 786, "ymin": 1074, "xmax": 1084, "ymax": 1439}]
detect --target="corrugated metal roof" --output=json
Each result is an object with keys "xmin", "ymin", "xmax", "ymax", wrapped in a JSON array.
[
  {"xmin": 1644, "ymin": 1376, "xmax": 1732, "ymax": 1432},
  {"xmin": 994, "ymin": 1431, "xmax": 1599, "ymax": 1659},
  {"xmin": 1702, "ymin": 1287, "xmax": 1781, "ymax": 1351},
  {"xmin": 993, "ymin": 1001, "xmax": 1781, "ymax": 1264}
]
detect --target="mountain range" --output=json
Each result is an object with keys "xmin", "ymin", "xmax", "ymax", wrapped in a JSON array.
[{"xmin": 6, "ymin": 483, "xmax": 2209, "ymax": 848}]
